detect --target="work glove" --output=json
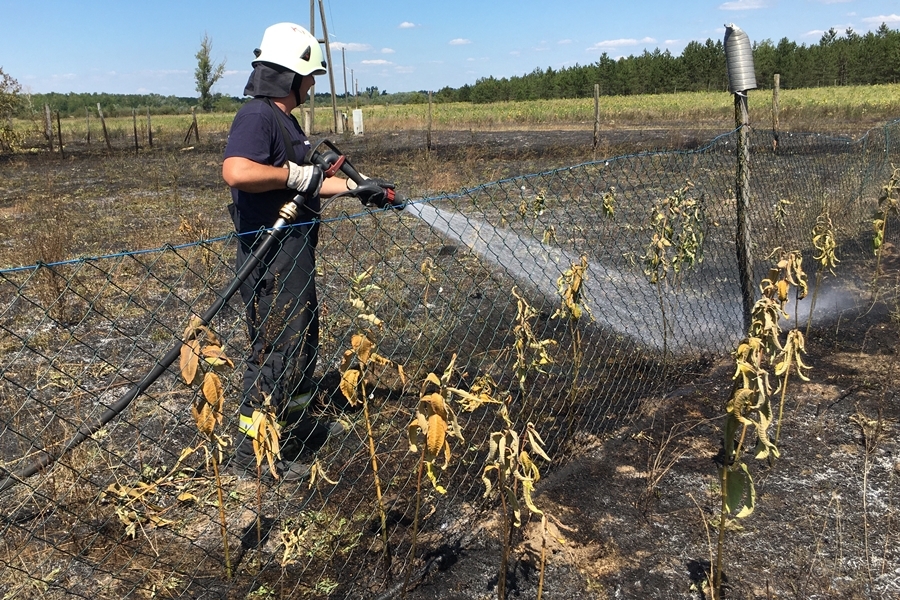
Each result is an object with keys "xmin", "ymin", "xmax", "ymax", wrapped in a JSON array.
[
  {"xmin": 347, "ymin": 175, "xmax": 403, "ymax": 209},
  {"xmin": 285, "ymin": 162, "xmax": 323, "ymax": 195}
]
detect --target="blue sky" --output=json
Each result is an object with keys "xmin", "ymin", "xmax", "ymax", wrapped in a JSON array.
[{"xmin": 1, "ymin": 1, "xmax": 898, "ymax": 97}]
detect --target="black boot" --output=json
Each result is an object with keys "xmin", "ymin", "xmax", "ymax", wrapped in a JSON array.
[
  {"xmin": 280, "ymin": 416, "xmax": 346, "ymax": 461},
  {"xmin": 229, "ymin": 432, "xmax": 312, "ymax": 482}
]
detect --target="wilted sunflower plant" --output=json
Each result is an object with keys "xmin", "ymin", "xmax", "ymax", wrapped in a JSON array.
[
  {"xmin": 482, "ymin": 400, "xmax": 552, "ymax": 600},
  {"xmin": 713, "ymin": 250, "xmax": 811, "ymax": 599},
  {"xmin": 179, "ymin": 315, "xmax": 235, "ymax": 576},
  {"xmin": 338, "ymin": 268, "xmax": 406, "ymax": 574}
]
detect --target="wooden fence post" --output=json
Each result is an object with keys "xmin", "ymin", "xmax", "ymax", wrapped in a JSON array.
[
  {"xmin": 86, "ymin": 107, "xmax": 91, "ymax": 145},
  {"xmin": 55, "ymin": 111, "xmax": 64, "ymax": 157},
  {"xmin": 132, "ymin": 108, "xmax": 139, "ymax": 153},
  {"xmin": 43, "ymin": 104, "xmax": 53, "ymax": 152},
  {"xmin": 147, "ymin": 108, "xmax": 153, "ymax": 148},
  {"xmin": 593, "ymin": 84, "xmax": 600, "ymax": 152},
  {"xmin": 192, "ymin": 107, "xmax": 199, "ymax": 142},
  {"xmin": 183, "ymin": 107, "xmax": 200, "ymax": 144},
  {"xmin": 426, "ymin": 91, "xmax": 433, "ymax": 152},
  {"xmin": 97, "ymin": 103, "xmax": 112, "ymax": 151},
  {"xmin": 735, "ymin": 93, "xmax": 753, "ymax": 332},
  {"xmin": 772, "ymin": 74, "xmax": 780, "ymax": 153}
]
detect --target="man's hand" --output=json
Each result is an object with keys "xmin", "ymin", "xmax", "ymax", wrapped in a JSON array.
[
  {"xmin": 285, "ymin": 162, "xmax": 323, "ymax": 195},
  {"xmin": 347, "ymin": 175, "xmax": 403, "ymax": 209},
  {"xmin": 353, "ymin": 182, "xmax": 393, "ymax": 208},
  {"xmin": 345, "ymin": 175, "xmax": 395, "ymax": 192}
]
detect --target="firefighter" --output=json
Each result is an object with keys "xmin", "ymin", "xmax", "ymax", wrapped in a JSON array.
[{"xmin": 222, "ymin": 22, "xmax": 393, "ymax": 480}]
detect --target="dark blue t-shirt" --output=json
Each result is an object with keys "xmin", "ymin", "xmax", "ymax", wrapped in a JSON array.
[{"xmin": 224, "ymin": 99, "xmax": 318, "ymax": 233}]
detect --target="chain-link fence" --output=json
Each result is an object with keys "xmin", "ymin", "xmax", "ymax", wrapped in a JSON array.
[{"xmin": 1, "ymin": 119, "xmax": 898, "ymax": 599}]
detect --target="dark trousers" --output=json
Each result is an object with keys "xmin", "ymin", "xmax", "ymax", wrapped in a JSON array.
[{"xmin": 236, "ymin": 224, "xmax": 319, "ymax": 425}]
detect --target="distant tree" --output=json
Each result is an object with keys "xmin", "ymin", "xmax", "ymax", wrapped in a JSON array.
[
  {"xmin": 0, "ymin": 67, "xmax": 23, "ymax": 152},
  {"xmin": 753, "ymin": 40, "xmax": 777, "ymax": 88},
  {"xmin": 195, "ymin": 33, "xmax": 226, "ymax": 112},
  {"xmin": 0, "ymin": 67, "xmax": 20, "ymax": 115}
]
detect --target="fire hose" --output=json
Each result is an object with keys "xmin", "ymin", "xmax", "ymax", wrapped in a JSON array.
[{"xmin": 0, "ymin": 141, "xmax": 402, "ymax": 494}]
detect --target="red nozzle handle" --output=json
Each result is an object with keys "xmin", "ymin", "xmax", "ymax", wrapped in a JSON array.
[{"xmin": 323, "ymin": 154, "xmax": 345, "ymax": 178}]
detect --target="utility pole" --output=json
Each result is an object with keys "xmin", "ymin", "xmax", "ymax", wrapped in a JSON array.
[
  {"xmin": 317, "ymin": 0, "xmax": 342, "ymax": 133},
  {"xmin": 308, "ymin": 0, "xmax": 343, "ymax": 134},
  {"xmin": 308, "ymin": 0, "xmax": 316, "ymax": 132},
  {"xmin": 342, "ymin": 48, "xmax": 349, "ymax": 109}
]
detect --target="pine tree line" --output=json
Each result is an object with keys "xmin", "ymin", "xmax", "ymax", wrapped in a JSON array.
[{"xmin": 433, "ymin": 24, "xmax": 900, "ymax": 103}]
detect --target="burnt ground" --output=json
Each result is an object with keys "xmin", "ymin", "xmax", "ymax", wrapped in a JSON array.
[
  {"xmin": 398, "ymin": 297, "xmax": 900, "ymax": 600},
  {"xmin": 2, "ymin": 124, "xmax": 899, "ymax": 600},
  {"xmin": 337, "ymin": 128, "xmax": 900, "ymax": 600}
]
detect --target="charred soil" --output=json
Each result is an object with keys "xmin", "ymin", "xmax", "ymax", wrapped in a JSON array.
[{"xmin": 1, "ymin": 126, "xmax": 899, "ymax": 600}]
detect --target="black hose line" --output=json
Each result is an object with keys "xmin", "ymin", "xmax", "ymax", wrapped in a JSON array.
[{"xmin": 0, "ymin": 201, "xmax": 304, "ymax": 495}]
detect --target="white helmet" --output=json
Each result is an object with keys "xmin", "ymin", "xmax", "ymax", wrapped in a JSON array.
[{"xmin": 253, "ymin": 23, "xmax": 327, "ymax": 77}]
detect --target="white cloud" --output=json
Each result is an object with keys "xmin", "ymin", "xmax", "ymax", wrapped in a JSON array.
[
  {"xmin": 331, "ymin": 42, "xmax": 372, "ymax": 52},
  {"xmin": 665, "ymin": 39, "xmax": 680, "ymax": 46},
  {"xmin": 361, "ymin": 59, "xmax": 391, "ymax": 65},
  {"xmin": 381, "ymin": 48, "xmax": 396, "ymax": 54},
  {"xmin": 394, "ymin": 66, "xmax": 415, "ymax": 74},
  {"xmin": 719, "ymin": 0, "xmax": 767, "ymax": 10},
  {"xmin": 862, "ymin": 14, "xmax": 900, "ymax": 25},
  {"xmin": 399, "ymin": 21, "xmax": 417, "ymax": 29},
  {"xmin": 586, "ymin": 37, "xmax": 655, "ymax": 51},
  {"xmin": 558, "ymin": 39, "xmax": 572, "ymax": 45},
  {"xmin": 449, "ymin": 38, "xmax": 472, "ymax": 45}
]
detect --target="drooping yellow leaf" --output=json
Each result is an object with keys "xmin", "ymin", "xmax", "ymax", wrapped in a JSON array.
[
  {"xmin": 202, "ymin": 372, "xmax": 223, "ymax": 406},
  {"xmin": 192, "ymin": 402, "xmax": 214, "ymax": 438},
  {"xmin": 352, "ymin": 333, "xmax": 374, "ymax": 364},
  {"xmin": 250, "ymin": 409, "xmax": 282, "ymax": 479},
  {"xmin": 183, "ymin": 315, "xmax": 203, "ymax": 341},
  {"xmin": 521, "ymin": 477, "xmax": 543, "ymax": 517},
  {"xmin": 180, "ymin": 339, "xmax": 200, "ymax": 385},
  {"xmin": 426, "ymin": 412, "xmax": 448, "ymax": 458},
  {"xmin": 202, "ymin": 345, "xmax": 234, "ymax": 368},
  {"xmin": 340, "ymin": 349, "xmax": 355, "ymax": 372},
  {"xmin": 340, "ymin": 369, "xmax": 361, "ymax": 405},
  {"xmin": 426, "ymin": 462, "xmax": 447, "ymax": 494},
  {"xmin": 357, "ymin": 314, "xmax": 384, "ymax": 327},
  {"xmin": 309, "ymin": 459, "xmax": 338, "ymax": 488},
  {"xmin": 525, "ymin": 423, "xmax": 552, "ymax": 462},
  {"xmin": 482, "ymin": 464, "xmax": 498, "ymax": 497},
  {"xmin": 423, "ymin": 392, "xmax": 447, "ymax": 418},
  {"xmin": 201, "ymin": 372, "xmax": 224, "ymax": 425},
  {"xmin": 369, "ymin": 352, "xmax": 394, "ymax": 368},
  {"xmin": 407, "ymin": 420, "xmax": 422, "ymax": 453}
]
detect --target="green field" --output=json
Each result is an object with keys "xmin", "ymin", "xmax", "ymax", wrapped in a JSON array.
[{"xmin": 14, "ymin": 83, "xmax": 900, "ymax": 148}]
